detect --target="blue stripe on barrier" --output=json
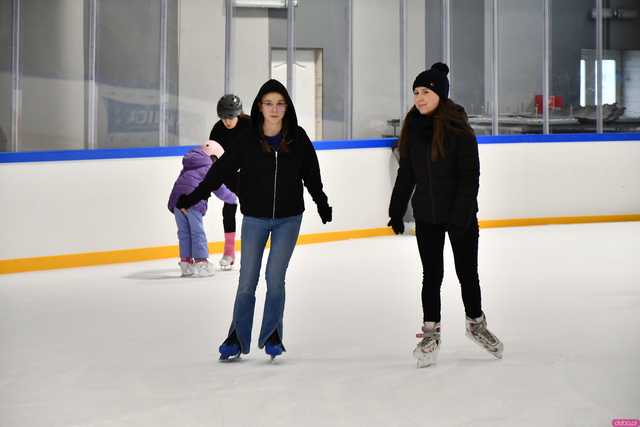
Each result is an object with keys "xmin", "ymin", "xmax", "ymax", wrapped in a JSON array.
[{"xmin": 1, "ymin": 133, "xmax": 639, "ymax": 163}]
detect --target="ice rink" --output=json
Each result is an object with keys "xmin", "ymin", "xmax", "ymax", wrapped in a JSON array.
[{"xmin": 1, "ymin": 222, "xmax": 639, "ymax": 427}]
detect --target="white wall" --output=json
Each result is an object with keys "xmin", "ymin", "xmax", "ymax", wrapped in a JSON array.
[{"xmin": 1, "ymin": 141, "xmax": 640, "ymax": 261}]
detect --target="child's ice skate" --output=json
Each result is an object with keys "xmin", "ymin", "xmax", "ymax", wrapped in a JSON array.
[
  {"xmin": 465, "ymin": 312, "xmax": 503, "ymax": 359},
  {"xmin": 219, "ymin": 232, "xmax": 236, "ymax": 270},
  {"xmin": 219, "ymin": 255, "xmax": 235, "ymax": 271},
  {"xmin": 413, "ymin": 321, "xmax": 441, "ymax": 368},
  {"xmin": 178, "ymin": 261, "xmax": 194, "ymax": 277},
  {"xmin": 219, "ymin": 335, "xmax": 241, "ymax": 361},
  {"xmin": 193, "ymin": 260, "xmax": 215, "ymax": 277},
  {"xmin": 265, "ymin": 334, "xmax": 284, "ymax": 361}
]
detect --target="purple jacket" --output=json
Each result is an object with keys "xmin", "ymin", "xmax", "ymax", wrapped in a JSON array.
[{"xmin": 168, "ymin": 147, "xmax": 237, "ymax": 216}]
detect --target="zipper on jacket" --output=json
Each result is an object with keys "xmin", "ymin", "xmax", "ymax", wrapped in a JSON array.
[{"xmin": 272, "ymin": 150, "xmax": 279, "ymax": 219}]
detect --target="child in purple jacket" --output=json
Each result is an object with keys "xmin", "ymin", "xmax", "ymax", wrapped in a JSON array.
[{"xmin": 168, "ymin": 141, "xmax": 238, "ymax": 277}]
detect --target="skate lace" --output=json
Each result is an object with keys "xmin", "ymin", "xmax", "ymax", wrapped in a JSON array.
[{"xmin": 416, "ymin": 329, "xmax": 440, "ymax": 352}]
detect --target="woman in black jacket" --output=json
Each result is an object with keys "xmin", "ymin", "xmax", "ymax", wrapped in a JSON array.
[
  {"xmin": 389, "ymin": 63, "xmax": 503, "ymax": 368},
  {"xmin": 209, "ymin": 94, "xmax": 252, "ymax": 270},
  {"xmin": 178, "ymin": 79, "xmax": 332, "ymax": 361}
]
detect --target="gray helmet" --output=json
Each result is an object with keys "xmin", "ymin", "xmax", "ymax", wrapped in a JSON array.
[{"xmin": 217, "ymin": 94, "xmax": 242, "ymax": 119}]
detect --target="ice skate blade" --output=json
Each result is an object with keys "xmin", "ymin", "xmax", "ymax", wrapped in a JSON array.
[
  {"xmin": 413, "ymin": 348, "xmax": 438, "ymax": 368},
  {"xmin": 466, "ymin": 332, "xmax": 503, "ymax": 359},
  {"xmin": 219, "ymin": 265, "xmax": 233, "ymax": 271},
  {"xmin": 219, "ymin": 354, "xmax": 241, "ymax": 362}
]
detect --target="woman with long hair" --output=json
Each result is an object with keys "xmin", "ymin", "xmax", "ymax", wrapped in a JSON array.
[
  {"xmin": 178, "ymin": 79, "xmax": 332, "ymax": 361},
  {"xmin": 389, "ymin": 63, "xmax": 503, "ymax": 368}
]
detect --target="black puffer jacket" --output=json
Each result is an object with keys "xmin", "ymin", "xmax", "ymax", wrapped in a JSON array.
[
  {"xmin": 178, "ymin": 79, "xmax": 329, "ymax": 219},
  {"xmin": 389, "ymin": 107, "xmax": 479, "ymax": 228}
]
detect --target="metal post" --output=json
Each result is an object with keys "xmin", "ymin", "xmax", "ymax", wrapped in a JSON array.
[
  {"xmin": 159, "ymin": 0, "xmax": 168, "ymax": 146},
  {"xmin": 492, "ymin": 0, "xmax": 499, "ymax": 135},
  {"xmin": 224, "ymin": 0, "xmax": 233, "ymax": 94},
  {"xmin": 442, "ymin": 0, "xmax": 451, "ymax": 91},
  {"xmin": 542, "ymin": 0, "xmax": 550, "ymax": 134},
  {"xmin": 286, "ymin": 0, "xmax": 295, "ymax": 100},
  {"xmin": 595, "ymin": 0, "xmax": 603, "ymax": 133},
  {"xmin": 87, "ymin": 0, "xmax": 98, "ymax": 149},
  {"xmin": 345, "ymin": 0, "xmax": 353, "ymax": 139},
  {"xmin": 10, "ymin": 0, "xmax": 21, "ymax": 152},
  {"xmin": 400, "ymin": 0, "xmax": 408, "ymax": 119}
]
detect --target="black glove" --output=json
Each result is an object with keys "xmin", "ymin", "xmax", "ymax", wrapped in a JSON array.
[
  {"xmin": 176, "ymin": 193, "xmax": 194, "ymax": 210},
  {"xmin": 318, "ymin": 204, "xmax": 332, "ymax": 224},
  {"xmin": 387, "ymin": 217, "xmax": 404, "ymax": 235}
]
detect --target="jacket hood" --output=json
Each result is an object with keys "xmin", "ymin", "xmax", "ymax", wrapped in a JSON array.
[
  {"xmin": 250, "ymin": 79, "xmax": 298, "ymax": 141},
  {"xmin": 182, "ymin": 147, "xmax": 213, "ymax": 170}
]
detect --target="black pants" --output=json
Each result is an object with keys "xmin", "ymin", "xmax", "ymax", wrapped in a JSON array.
[
  {"xmin": 415, "ymin": 217, "xmax": 482, "ymax": 323},
  {"xmin": 222, "ymin": 203, "xmax": 237, "ymax": 233}
]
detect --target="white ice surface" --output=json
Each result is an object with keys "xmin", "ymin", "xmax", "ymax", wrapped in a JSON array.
[{"xmin": 1, "ymin": 222, "xmax": 639, "ymax": 427}]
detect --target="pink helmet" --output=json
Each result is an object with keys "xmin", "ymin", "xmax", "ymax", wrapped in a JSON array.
[{"xmin": 202, "ymin": 140, "xmax": 225, "ymax": 159}]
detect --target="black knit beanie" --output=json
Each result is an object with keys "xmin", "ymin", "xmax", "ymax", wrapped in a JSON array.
[{"xmin": 412, "ymin": 62, "xmax": 450, "ymax": 100}]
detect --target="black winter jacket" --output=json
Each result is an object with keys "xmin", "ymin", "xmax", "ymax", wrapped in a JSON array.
[
  {"xmin": 179, "ymin": 80, "xmax": 329, "ymax": 219},
  {"xmin": 209, "ymin": 115, "xmax": 251, "ymax": 152},
  {"xmin": 389, "ymin": 108, "xmax": 480, "ymax": 228}
]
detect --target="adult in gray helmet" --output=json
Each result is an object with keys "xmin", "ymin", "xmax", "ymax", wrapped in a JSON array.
[{"xmin": 209, "ymin": 94, "xmax": 251, "ymax": 270}]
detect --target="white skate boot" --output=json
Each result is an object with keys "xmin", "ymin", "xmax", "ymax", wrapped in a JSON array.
[
  {"xmin": 178, "ymin": 261, "xmax": 194, "ymax": 277},
  {"xmin": 413, "ymin": 321, "xmax": 441, "ymax": 368},
  {"xmin": 465, "ymin": 313, "xmax": 503, "ymax": 359},
  {"xmin": 219, "ymin": 255, "xmax": 235, "ymax": 271},
  {"xmin": 193, "ymin": 260, "xmax": 215, "ymax": 277}
]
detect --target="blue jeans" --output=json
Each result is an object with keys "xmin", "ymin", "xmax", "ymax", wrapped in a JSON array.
[
  {"xmin": 229, "ymin": 214, "xmax": 303, "ymax": 354},
  {"xmin": 174, "ymin": 208, "xmax": 209, "ymax": 260}
]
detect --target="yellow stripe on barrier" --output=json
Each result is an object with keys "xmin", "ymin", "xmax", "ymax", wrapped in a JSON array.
[
  {"xmin": 478, "ymin": 214, "xmax": 640, "ymax": 228},
  {"xmin": 1, "ymin": 215, "xmax": 638, "ymax": 274}
]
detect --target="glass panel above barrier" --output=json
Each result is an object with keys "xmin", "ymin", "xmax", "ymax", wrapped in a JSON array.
[
  {"xmin": 280, "ymin": 0, "xmax": 349, "ymax": 140},
  {"xmin": 19, "ymin": 1, "xmax": 86, "ymax": 151},
  {"xmin": 95, "ymin": 0, "xmax": 179, "ymax": 148},
  {"xmin": 603, "ymin": 0, "xmax": 640, "ymax": 133},
  {"xmin": 550, "ymin": 0, "xmax": 598, "ymax": 133},
  {"xmin": 178, "ymin": 0, "xmax": 225, "ymax": 146},
  {"xmin": 449, "ymin": 0, "xmax": 490, "ymax": 135},
  {"xmin": 497, "ymin": 0, "xmax": 545, "ymax": 135},
  {"xmin": 352, "ymin": 0, "xmax": 401, "ymax": 139},
  {"xmin": 0, "ymin": 0, "xmax": 11, "ymax": 152}
]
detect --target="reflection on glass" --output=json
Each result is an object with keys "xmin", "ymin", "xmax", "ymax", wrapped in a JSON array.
[
  {"xmin": 603, "ymin": 0, "xmax": 640, "ymax": 133},
  {"xmin": 96, "ymin": 0, "xmax": 179, "ymax": 148},
  {"xmin": 0, "ymin": 0, "xmax": 11, "ymax": 152},
  {"xmin": 20, "ymin": 0, "xmax": 86, "ymax": 151},
  {"xmin": 352, "ymin": 1, "xmax": 400, "ymax": 139},
  {"xmin": 551, "ymin": 0, "xmax": 596, "ymax": 133}
]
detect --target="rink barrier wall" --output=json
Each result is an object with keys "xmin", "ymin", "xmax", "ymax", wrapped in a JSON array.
[
  {"xmin": 1, "ymin": 133, "xmax": 640, "ymax": 274},
  {"xmin": 2, "ymin": 215, "xmax": 640, "ymax": 274}
]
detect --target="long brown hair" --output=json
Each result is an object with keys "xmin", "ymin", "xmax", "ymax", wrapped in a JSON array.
[{"xmin": 398, "ymin": 99, "xmax": 475, "ymax": 161}]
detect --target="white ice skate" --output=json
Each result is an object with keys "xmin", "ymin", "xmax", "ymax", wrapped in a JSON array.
[
  {"xmin": 219, "ymin": 255, "xmax": 235, "ymax": 271},
  {"xmin": 193, "ymin": 260, "xmax": 215, "ymax": 277},
  {"xmin": 413, "ymin": 321, "xmax": 441, "ymax": 368},
  {"xmin": 465, "ymin": 313, "xmax": 503, "ymax": 359},
  {"xmin": 178, "ymin": 261, "xmax": 194, "ymax": 277}
]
